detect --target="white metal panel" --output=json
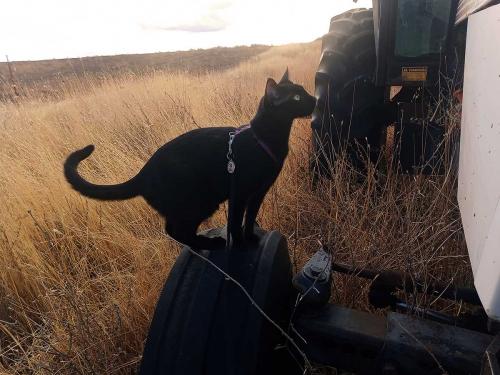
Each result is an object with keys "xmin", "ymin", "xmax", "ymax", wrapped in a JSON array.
[
  {"xmin": 458, "ymin": 4, "xmax": 500, "ymax": 321},
  {"xmin": 456, "ymin": 0, "xmax": 496, "ymax": 24}
]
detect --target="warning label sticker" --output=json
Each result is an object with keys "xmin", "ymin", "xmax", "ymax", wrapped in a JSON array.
[{"xmin": 402, "ymin": 67, "xmax": 428, "ymax": 82}]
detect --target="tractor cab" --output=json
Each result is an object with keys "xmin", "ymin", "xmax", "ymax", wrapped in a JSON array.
[{"xmin": 373, "ymin": 0, "xmax": 458, "ymax": 87}]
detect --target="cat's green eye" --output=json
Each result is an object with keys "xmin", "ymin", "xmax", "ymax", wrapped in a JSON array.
[{"xmin": 293, "ymin": 94, "xmax": 301, "ymax": 101}]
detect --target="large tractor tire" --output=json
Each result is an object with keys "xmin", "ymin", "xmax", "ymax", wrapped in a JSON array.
[
  {"xmin": 139, "ymin": 228, "xmax": 299, "ymax": 375},
  {"xmin": 311, "ymin": 8, "xmax": 392, "ymax": 179}
]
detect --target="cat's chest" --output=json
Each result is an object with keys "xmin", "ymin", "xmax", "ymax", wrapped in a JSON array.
[
  {"xmin": 233, "ymin": 155, "xmax": 281, "ymax": 191},
  {"xmin": 223, "ymin": 131, "xmax": 282, "ymax": 187}
]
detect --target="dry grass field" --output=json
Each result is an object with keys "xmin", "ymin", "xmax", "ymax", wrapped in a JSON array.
[
  {"xmin": 0, "ymin": 45, "xmax": 270, "ymax": 102},
  {"xmin": 0, "ymin": 41, "xmax": 471, "ymax": 374}
]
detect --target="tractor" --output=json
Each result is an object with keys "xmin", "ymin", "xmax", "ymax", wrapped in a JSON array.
[
  {"xmin": 311, "ymin": 0, "xmax": 499, "ymax": 177},
  {"xmin": 138, "ymin": 2, "xmax": 500, "ymax": 374}
]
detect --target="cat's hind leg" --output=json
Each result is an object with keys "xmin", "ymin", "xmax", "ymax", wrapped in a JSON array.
[{"xmin": 165, "ymin": 220, "xmax": 225, "ymax": 251}]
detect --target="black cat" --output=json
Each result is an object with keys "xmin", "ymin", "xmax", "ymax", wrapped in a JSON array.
[{"xmin": 64, "ymin": 70, "xmax": 315, "ymax": 250}]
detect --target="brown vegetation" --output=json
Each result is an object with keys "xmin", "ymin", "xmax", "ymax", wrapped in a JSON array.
[
  {"xmin": 0, "ymin": 45, "xmax": 270, "ymax": 102},
  {"xmin": 0, "ymin": 40, "xmax": 470, "ymax": 373}
]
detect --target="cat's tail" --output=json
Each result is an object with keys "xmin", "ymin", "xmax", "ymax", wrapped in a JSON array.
[{"xmin": 64, "ymin": 145, "xmax": 142, "ymax": 201}]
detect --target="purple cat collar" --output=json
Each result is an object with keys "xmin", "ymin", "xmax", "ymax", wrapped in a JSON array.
[{"xmin": 233, "ymin": 124, "xmax": 279, "ymax": 164}]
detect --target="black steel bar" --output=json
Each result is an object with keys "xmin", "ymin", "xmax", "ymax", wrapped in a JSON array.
[
  {"xmin": 332, "ymin": 261, "xmax": 482, "ymax": 305},
  {"xmin": 481, "ymin": 334, "xmax": 500, "ymax": 375},
  {"xmin": 294, "ymin": 304, "xmax": 493, "ymax": 375}
]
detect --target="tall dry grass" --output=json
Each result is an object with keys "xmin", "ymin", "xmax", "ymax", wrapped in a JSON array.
[{"xmin": 0, "ymin": 40, "xmax": 471, "ymax": 373}]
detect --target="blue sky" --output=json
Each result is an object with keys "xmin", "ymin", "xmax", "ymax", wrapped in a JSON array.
[{"xmin": 1, "ymin": 0, "xmax": 371, "ymax": 61}]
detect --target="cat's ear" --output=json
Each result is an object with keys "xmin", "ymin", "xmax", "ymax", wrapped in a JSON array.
[
  {"xmin": 265, "ymin": 78, "xmax": 279, "ymax": 100},
  {"xmin": 279, "ymin": 67, "xmax": 290, "ymax": 84}
]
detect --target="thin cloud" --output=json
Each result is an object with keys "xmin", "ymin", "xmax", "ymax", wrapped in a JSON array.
[
  {"xmin": 142, "ymin": 12, "xmax": 228, "ymax": 33},
  {"xmin": 209, "ymin": 0, "xmax": 233, "ymax": 11}
]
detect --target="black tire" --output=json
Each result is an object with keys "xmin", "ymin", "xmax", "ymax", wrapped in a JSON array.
[
  {"xmin": 139, "ymin": 228, "xmax": 299, "ymax": 375},
  {"xmin": 311, "ymin": 8, "xmax": 392, "ymax": 179}
]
